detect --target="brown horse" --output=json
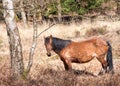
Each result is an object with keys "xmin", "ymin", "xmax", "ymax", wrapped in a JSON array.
[{"xmin": 44, "ymin": 35, "xmax": 114, "ymax": 74}]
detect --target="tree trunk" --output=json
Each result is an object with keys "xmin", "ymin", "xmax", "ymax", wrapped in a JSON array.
[
  {"xmin": 2, "ymin": 0, "xmax": 24, "ymax": 78},
  {"xmin": 20, "ymin": 0, "xmax": 28, "ymax": 28},
  {"xmin": 117, "ymin": 0, "xmax": 120, "ymax": 14},
  {"xmin": 26, "ymin": 0, "xmax": 37, "ymax": 74},
  {"xmin": 57, "ymin": 0, "xmax": 62, "ymax": 22}
]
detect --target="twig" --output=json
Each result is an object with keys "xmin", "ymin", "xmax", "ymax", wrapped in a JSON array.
[{"xmin": 36, "ymin": 23, "xmax": 56, "ymax": 38}]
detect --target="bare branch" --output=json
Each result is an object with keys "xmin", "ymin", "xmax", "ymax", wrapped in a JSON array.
[{"xmin": 36, "ymin": 23, "xmax": 55, "ymax": 38}]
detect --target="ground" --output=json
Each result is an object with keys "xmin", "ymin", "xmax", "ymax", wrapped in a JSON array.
[{"xmin": 0, "ymin": 17, "xmax": 120, "ymax": 86}]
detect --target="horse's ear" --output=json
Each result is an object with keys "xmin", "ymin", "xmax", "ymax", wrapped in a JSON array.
[
  {"xmin": 50, "ymin": 35, "xmax": 52, "ymax": 43},
  {"xmin": 50, "ymin": 35, "xmax": 52, "ymax": 38}
]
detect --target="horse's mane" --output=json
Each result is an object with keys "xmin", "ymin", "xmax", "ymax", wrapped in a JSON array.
[
  {"xmin": 53, "ymin": 37, "xmax": 72, "ymax": 52},
  {"xmin": 45, "ymin": 36, "xmax": 72, "ymax": 52}
]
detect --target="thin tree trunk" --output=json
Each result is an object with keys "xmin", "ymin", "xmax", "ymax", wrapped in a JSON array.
[
  {"xmin": 117, "ymin": 0, "xmax": 120, "ymax": 15},
  {"xmin": 2, "ymin": 0, "xmax": 24, "ymax": 78},
  {"xmin": 57, "ymin": 0, "xmax": 62, "ymax": 22},
  {"xmin": 20, "ymin": 0, "xmax": 28, "ymax": 28},
  {"xmin": 26, "ymin": 0, "xmax": 37, "ymax": 74}
]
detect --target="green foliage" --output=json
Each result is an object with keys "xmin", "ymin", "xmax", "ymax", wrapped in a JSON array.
[
  {"xmin": 61, "ymin": 0, "xmax": 104, "ymax": 15},
  {"xmin": 12, "ymin": 0, "xmax": 109, "ymax": 21},
  {"xmin": 61, "ymin": 0, "xmax": 77, "ymax": 14},
  {"xmin": 87, "ymin": 0, "xmax": 104, "ymax": 10},
  {"xmin": 43, "ymin": 0, "xmax": 105, "ymax": 16},
  {"xmin": 44, "ymin": 2, "xmax": 58, "ymax": 17},
  {"xmin": 42, "ymin": 0, "xmax": 105, "ymax": 16},
  {"xmin": 78, "ymin": 7, "xmax": 87, "ymax": 15}
]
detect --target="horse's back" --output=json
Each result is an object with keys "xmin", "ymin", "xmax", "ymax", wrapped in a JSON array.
[{"xmin": 60, "ymin": 37, "xmax": 108, "ymax": 62}]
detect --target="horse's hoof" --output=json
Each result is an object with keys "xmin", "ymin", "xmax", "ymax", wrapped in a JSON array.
[
  {"xmin": 98, "ymin": 72, "xmax": 103, "ymax": 75},
  {"xmin": 74, "ymin": 70, "xmax": 83, "ymax": 75},
  {"xmin": 67, "ymin": 69, "xmax": 74, "ymax": 73},
  {"xmin": 98, "ymin": 71, "xmax": 106, "ymax": 75},
  {"xmin": 108, "ymin": 70, "xmax": 114, "ymax": 74}
]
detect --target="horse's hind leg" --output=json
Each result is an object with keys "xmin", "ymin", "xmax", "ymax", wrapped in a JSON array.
[{"xmin": 97, "ymin": 55, "xmax": 108, "ymax": 75}]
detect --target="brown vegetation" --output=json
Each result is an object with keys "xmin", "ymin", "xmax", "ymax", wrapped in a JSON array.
[
  {"xmin": 0, "ymin": 17, "xmax": 120, "ymax": 85},
  {"xmin": 0, "ymin": 61, "xmax": 120, "ymax": 86}
]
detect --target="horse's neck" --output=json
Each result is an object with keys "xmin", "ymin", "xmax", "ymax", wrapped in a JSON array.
[{"xmin": 52, "ymin": 38, "xmax": 71, "ymax": 53}]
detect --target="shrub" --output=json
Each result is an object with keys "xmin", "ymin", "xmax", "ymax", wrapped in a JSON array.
[{"xmin": 86, "ymin": 27, "xmax": 107, "ymax": 36}]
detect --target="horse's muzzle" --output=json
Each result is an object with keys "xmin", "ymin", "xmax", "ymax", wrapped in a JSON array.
[{"xmin": 47, "ymin": 53, "xmax": 51, "ymax": 57}]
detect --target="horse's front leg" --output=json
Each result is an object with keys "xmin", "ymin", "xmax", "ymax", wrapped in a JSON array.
[{"xmin": 62, "ymin": 58, "xmax": 72, "ymax": 71}]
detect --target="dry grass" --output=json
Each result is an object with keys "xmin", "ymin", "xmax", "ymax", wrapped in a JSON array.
[
  {"xmin": 0, "ymin": 61, "xmax": 120, "ymax": 86},
  {"xmin": 86, "ymin": 27, "xmax": 107, "ymax": 37},
  {"xmin": 0, "ymin": 17, "xmax": 120, "ymax": 86}
]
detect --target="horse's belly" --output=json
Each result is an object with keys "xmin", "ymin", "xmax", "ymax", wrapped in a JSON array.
[
  {"xmin": 77, "ymin": 56, "xmax": 94, "ymax": 63},
  {"xmin": 74, "ymin": 52, "xmax": 95, "ymax": 63}
]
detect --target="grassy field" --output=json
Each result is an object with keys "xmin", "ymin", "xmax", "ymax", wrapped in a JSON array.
[{"xmin": 0, "ymin": 17, "xmax": 120, "ymax": 86}]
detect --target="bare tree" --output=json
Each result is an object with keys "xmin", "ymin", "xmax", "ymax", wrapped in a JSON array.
[{"xmin": 2, "ymin": 0, "xmax": 24, "ymax": 78}]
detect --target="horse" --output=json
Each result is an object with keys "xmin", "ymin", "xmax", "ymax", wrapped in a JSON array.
[{"xmin": 44, "ymin": 35, "xmax": 114, "ymax": 74}]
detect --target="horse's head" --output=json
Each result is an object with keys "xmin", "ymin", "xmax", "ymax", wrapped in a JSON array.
[{"xmin": 44, "ymin": 35, "xmax": 53, "ymax": 57}]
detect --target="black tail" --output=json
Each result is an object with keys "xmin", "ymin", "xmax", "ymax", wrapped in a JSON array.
[{"xmin": 106, "ymin": 41, "xmax": 114, "ymax": 72}]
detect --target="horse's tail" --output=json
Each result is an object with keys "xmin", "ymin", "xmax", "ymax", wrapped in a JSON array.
[{"xmin": 106, "ymin": 41, "xmax": 114, "ymax": 72}]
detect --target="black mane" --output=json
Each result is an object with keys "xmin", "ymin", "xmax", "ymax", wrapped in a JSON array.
[{"xmin": 45, "ymin": 36, "xmax": 72, "ymax": 53}]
